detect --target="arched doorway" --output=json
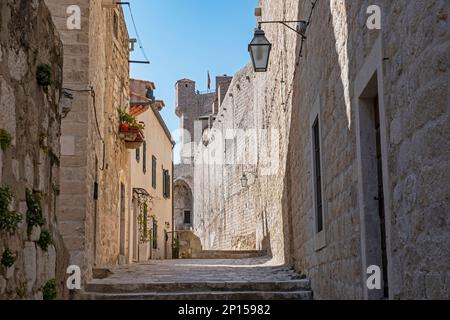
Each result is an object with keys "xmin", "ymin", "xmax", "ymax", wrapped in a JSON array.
[{"xmin": 173, "ymin": 179, "xmax": 193, "ymax": 231}]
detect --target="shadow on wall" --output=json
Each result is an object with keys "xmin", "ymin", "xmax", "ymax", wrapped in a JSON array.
[
  {"xmin": 282, "ymin": 0, "xmax": 355, "ymax": 298},
  {"xmin": 260, "ymin": 207, "xmax": 272, "ymax": 257}
]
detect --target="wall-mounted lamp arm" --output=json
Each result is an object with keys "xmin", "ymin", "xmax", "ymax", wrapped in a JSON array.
[{"xmin": 258, "ymin": 20, "xmax": 308, "ymax": 38}]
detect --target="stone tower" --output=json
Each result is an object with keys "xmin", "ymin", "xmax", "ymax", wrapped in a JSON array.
[{"xmin": 175, "ymin": 79, "xmax": 197, "ymax": 163}]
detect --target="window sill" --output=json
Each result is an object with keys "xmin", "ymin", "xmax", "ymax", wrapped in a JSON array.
[{"xmin": 314, "ymin": 230, "xmax": 326, "ymax": 251}]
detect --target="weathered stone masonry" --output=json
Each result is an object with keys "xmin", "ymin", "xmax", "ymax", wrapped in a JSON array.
[
  {"xmin": 283, "ymin": 0, "xmax": 449, "ymax": 300},
  {"xmin": 0, "ymin": 0, "xmax": 69, "ymax": 299},
  {"xmin": 186, "ymin": 0, "xmax": 450, "ymax": 299},
  {"xmin": 45, "ymin": 0, "xmax": 132, "ymax": 281}
]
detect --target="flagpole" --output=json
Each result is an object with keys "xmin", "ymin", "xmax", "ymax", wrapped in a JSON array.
[{"xmin": 207, "ymin": 70, "xmax": 211, "ymax": 93}]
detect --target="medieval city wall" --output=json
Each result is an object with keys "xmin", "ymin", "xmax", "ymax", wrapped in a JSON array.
[
  {"xmin": 189, "ymin": 0, "xmax": 449, "ymax": 300},
  {"xmin": 284, "ymin": 0, "xmax": 450, "ymax": 299}
]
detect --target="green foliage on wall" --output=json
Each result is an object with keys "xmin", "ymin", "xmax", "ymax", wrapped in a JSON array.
[
  {"xmin": 26, "ymin": 189, "xmax": 45, "ymax": 236},
  {"xmin": 37, "ymin": 229, "xmax": 52, "ymax": 251},
  {"xmin": 43, "ymin": 278, "xmax": 57, "ymax": 300},
  {"xmin": 0, "ymin": 129, "xmax": 12, "ymax": 151},
  {"xmin": 1, "ymin": 248, "xmax": 16, "ymax": 268},
  {"xmin": 0, "ymin": 186, "xmax": 22, "ymax": 233},
  {"xmin": 36, "ymin": 64, "xmax": 52, "ymax": 87}
]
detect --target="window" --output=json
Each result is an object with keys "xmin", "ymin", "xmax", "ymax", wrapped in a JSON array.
[
  {"xmin": 312, "ymin": 117, "xmax": 324, "ymax": 233},
  {"xmin": 152, "ymin": 156, "xmax": 157, "ymax": 189},
  {"xmin": 143, "ymin": 141, "xmax": 147, "ymax": 174},
  {"xmin": 113, "ymin": 12, "xmax": 119, "ymax": 39},
  {"xmin": 136, "ymin": 147, "xmax": 140, "ymax": 163},
  {"xmin": 163, "ymin": 169, "xmax": 171, "ymax": 199},
  {"xmin": 184, "ymin": 210, "xmax": 192, "ymax": 224},
  {"xmin": 152, "ymin": 219, "xmax": 158, "ymax": 249}
]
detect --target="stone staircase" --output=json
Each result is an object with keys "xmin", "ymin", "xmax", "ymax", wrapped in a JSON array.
[
  {"xmin": 190, "ymin": 250, "xmax": 267, "ymax": 259},
  {"xmin": 82, "ymin": 279, "xmax": 312, "ymax": 300},
  {"xmin": 80, "ymin": 257, "xmax": 313, "ymax": 300}
]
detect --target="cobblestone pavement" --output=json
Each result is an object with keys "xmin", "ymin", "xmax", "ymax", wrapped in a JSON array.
[{"xmin": 91, "ymin": 257, "xmax": 304, "ymax": 284}]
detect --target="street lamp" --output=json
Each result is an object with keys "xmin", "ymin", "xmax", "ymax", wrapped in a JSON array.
[
  {"xmin": 240, "ymin": 171, "xmax": 257, "ymax": 189},
  {"xmin": 240, "ymin": 173, "xmax": 249, "ymax": 188},
  {"xmin": 248, "ymin": 28, "xmax": 272, "ymax": 72},
  {"xmin": 248, "ymin": 21, "xmax": 308, "ymax": 72}
]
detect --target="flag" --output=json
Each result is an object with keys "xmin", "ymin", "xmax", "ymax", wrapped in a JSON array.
[{"xmin": 207, "ymin": 71, "xmax": 211, "ymax": 90}]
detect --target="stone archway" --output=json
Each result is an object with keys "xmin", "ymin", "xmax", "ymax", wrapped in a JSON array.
[{"xmin": 173, "ymin": 179, "xmax": 193, "ymax": 231}]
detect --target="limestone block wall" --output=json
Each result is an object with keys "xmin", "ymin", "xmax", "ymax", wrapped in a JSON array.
[
  {"xmin": 94, "ymin": 1, "xmax": 131, "ymax": 267},
  {"xmin": 193, "ymin": 65, "xmax": 259, "ymax": 251},
  {"xmin": 283, "ymin": 0, "xmax": 450, "ymax": 299},
  {"xmin": 192, "ymin": 0, "xmax": 301, "ymax": 261},
  {"xmin": 0, "ymin": 0, "xmax": 69, "ymax": 299},
  {"xmin": 379, "ymin": 0, "xmax": 449, "ymax": 299},
  {"xmin": 189, "ymin": 0, "xmax": 449, "ymax": 300},
  {"xmin": 44, "ymin": 0, "xmax": 93, "ymax": 279},
  {"xmin": 44, "ymin": 0, "xmax": 131, "ymax": 279}
]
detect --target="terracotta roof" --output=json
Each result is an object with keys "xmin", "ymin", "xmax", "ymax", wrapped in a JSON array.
[{"xmin": 129, "ymin": 104, "xmax": 150, "ymax": 117}]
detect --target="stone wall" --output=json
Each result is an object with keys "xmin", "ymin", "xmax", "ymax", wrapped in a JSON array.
[
  {"xmin": 188, "ymin": 0, "xmax": 449, "ymax": 300},
  {"xmin": 283, "ymin": 0, "xmax": 450, "ymax": 299},
  {"xmin": 191, "ymin": 0, "xmax": 300, "ymax": 261},
  {"xmin": 0, "ymin": 0, "xmax": 69, "ymax": 299},
  {"xmin": 44, "ymin": 0, "xmax": 131, "ymax": 281}
]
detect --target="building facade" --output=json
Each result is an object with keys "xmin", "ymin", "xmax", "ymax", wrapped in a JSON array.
[
  {"xmin": 179, "ymin": 0, "xmax": 450, "ymax": 299},
  {"xmin": 129, "ymin": 79, "xmax": 174, "ymax": 261},
  {"xmin": 0, "ymin": 0, "xmax": 69, "ymax": 299},
  {"xmin": 45, "ymin": 0, "xmax": 132, "ymax": 281}
]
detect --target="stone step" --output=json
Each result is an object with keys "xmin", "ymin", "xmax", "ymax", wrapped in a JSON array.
[
  {"xmin": 85, "ymin": 279, "xmax": 311, "ymax": 294},
  {"xmin": 81, "ymin": 290, "xmax": 313, "ymax": 300},
  {"xmin": 190, "ymin": 250, "xmax": 266, "ymax": 259}
]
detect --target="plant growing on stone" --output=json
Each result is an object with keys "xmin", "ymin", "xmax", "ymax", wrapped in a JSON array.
[
  {"xmin": 38, "ymin": 229, "xmax": 53, "ymax": 251},
  {"xmin": 138, "ymin": 202, "xmax": 152, "ymax": 243},
  {"xmin": 16, "ymin": 285, "xmax": 27, "ymax": 299},
  {"xmin": 0, "ymin": 186, "xmax": 22, "ymax": 233},
  {"xmin": 43, "ymin": 278, "xmax": 57, "ymax": 300},
  {"xmin": 1, "ymin": 248, "xmax": 16, "ymax": 268},
  {"xmin": 26, "ymin": 189, "xmax": 45, "ymax": 236},
  {"xmin": 0, "ymin": 129, "xmax": 12, "ymax": 151},
  {"xmin": 36, "ymin": 64, "xmax": 52, "ymax": 86},
  {"xmin": 172, "ymin": 238, "xmax": 180, "ymax": 259}
]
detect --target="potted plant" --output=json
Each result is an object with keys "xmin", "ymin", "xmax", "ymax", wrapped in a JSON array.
[{"xmin": 117, "ymin": 108, "xmax": 145, "ymax": 149}]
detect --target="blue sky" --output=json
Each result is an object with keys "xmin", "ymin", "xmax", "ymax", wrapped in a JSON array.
[{"xmin": 124, "ymin": 0, "xmax": 258, "ymax": 161}]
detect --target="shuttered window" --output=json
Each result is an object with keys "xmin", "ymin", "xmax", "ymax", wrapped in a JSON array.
[
  {"xmin": 162, "ymin": 169, "xmax": 171, "ymax": 199},
  {"xmin": 143, "ymin": 142, "xmax": 147, "ymax": 174},
  {"xmin": 152, "ymin": 219, "xmax": 158, "ymax": 249},
  {"xmin": 152, "ymin": 156, "xmax": 156, "ymax": 189}
]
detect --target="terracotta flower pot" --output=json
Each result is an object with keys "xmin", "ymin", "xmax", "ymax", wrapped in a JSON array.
[{"xmin": 120, "ymin": 123, "xmax": 130, "ymax": 132}]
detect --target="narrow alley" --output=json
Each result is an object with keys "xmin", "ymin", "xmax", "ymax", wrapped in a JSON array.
[{"xmin": 0, "ymin": 0, "xmax": 448, "ymax": 305}]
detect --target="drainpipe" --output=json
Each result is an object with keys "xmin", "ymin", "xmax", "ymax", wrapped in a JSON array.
[{"xmin": 171, "ymin": 155, "xmax": 175, "ymax": 259}]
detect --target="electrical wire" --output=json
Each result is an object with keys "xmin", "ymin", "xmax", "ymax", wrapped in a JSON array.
[{"xmin": 123, "ymin": 2, "xmax": 150, "ymax": 63}]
